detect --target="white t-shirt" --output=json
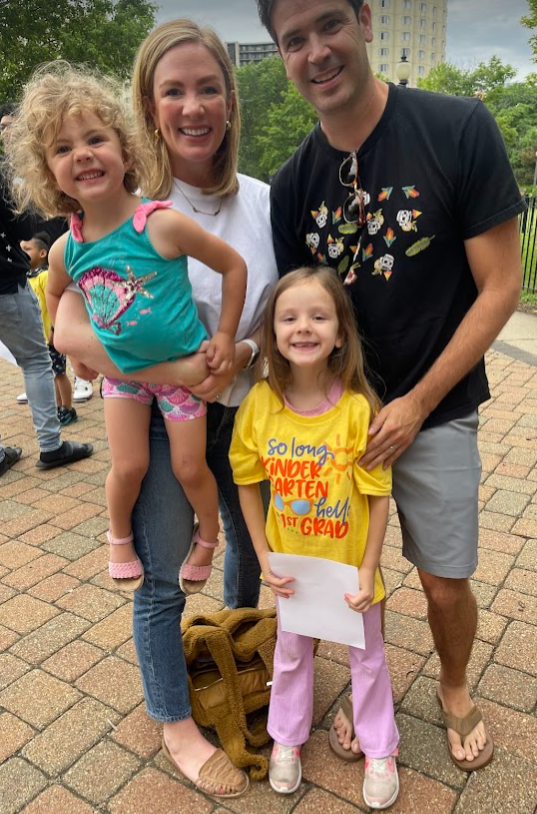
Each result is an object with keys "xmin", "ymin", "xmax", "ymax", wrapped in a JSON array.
[{"xmin": 169, "ymin": 173, "xmax": 278, "ymax": 407}]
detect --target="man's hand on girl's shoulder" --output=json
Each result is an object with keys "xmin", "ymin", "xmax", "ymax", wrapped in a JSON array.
[{"xmin": 360, "ymin": 392, "xmax": 427, "ymax": 471}]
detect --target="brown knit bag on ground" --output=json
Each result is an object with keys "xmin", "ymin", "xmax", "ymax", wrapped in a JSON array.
[{"xmin": 181, "ymin": 607, "xmax": 277, "ymax": 780}]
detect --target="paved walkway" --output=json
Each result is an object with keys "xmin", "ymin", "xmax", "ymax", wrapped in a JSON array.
[
  {"xmin": 496, "ymin": 309, "xmax": 537, "ymax": 367},
  {"xmin": 1, "ymin": 325, "xmax": 537, "ymax": 813}
]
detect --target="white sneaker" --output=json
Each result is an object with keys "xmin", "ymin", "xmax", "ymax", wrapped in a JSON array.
[
  {"xmin": 73, "ymin": 378, "xmax": 93, "ymax": 402},
  {"xmin": 269, "ymin": 742, "xmax": 302, "ymax": 794},
  {"xmin": 16, "ymin": 392, "xmax": 28, "ymax": 404},
  {"xmin": 363, "ymin": 753, "xmax": 399, "ymax": 810}
]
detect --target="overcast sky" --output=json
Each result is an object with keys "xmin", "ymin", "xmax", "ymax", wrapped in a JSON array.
[{"xmin": 155, "ymin": 0, "xmax": 535, "ymax": 79}]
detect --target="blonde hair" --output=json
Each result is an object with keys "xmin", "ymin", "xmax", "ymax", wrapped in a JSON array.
[
  {"xmin": 263, "ymin": 266, "xmax": 382, "ymax": 413},
  {"xmin": 132, "ymin": 18, "xmax": 240, "ymax": 200},
  {"xmin": 7, "ymin": 61, "xmax": 139, "ymax": 219}
]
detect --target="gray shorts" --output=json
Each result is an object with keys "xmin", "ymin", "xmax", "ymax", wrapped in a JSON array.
[{"xmin": 392, "ymin": 411, "xmax": 481, "ymax": 579}]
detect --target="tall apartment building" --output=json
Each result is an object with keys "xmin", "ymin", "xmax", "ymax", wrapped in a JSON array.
[
  {"xmin": 226, "ymin": 41, "xmax": 278, "ymax": 68},
  {"xmin": 366, "ymin": 0, "xmax": 447, "ymax": 86}
]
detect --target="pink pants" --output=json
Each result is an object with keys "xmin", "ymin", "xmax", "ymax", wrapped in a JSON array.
[{"xmin": 268, "ymin": 602, "xmax": 399, "ymax": 758}]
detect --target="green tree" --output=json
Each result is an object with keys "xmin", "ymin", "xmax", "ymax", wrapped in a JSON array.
[
  {"xmin": 255, "ymin": 82, "xmax": 318, "ymax": 180},
  {"xmin": 236, "ymin": 57, "xmax": 290, "ymax": 179},
  {"xmin": 471, "ymin": 56, "xmax": 517, "ymax": 93},
  {"xmin": 418, "ymin": 62, "xmax": 476, "ymax": 96},
  {"xmin": 418, "ymin": 57, "xmax": 516, "ymax": 96},
  {"xmin": 485, "ymin": 82, "xmax": 537, "ymax": 187},
  {"xmin": 237, "ymin": 56, "xmax": 319, "ymax": 181},
  {"xmin": 417, "ymin": 56, "xmax": 537, "ymax": 187},
  {"xmin": 522, "ymin": 0, "xmax": 537, "ymax": 63},
  {"xmin": 0, "ymin": 0, "xmax": 157, "ymax": 101}
]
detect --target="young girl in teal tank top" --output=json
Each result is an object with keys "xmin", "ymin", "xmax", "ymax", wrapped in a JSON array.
[{"xmin": 10, "ymin": 64, "xmax": 247, "ymax": 593}]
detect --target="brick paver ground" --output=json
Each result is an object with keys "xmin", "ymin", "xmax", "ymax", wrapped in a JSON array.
[{"xmin": 1, "ymin": 348, "xmax": 537, "ymax": 814}]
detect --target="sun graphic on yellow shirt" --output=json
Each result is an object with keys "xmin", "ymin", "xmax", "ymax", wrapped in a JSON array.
[{"xmin": 322, "ymin": 435, "xmax": 355, "ymax": 484}]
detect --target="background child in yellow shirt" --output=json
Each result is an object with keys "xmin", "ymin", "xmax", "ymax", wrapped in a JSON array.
[{"xmin": 20, "ymin": 232, "xmax": 76, "ymax": 425}]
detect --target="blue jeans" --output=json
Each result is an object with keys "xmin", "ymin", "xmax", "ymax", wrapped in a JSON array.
[
  {"xmin": 132, "ymin": 402, "xmax": 262, "ymax": 722},
  {"xmin": 206, "ymin": 403, "xmax": 262, "ymax": 610},
  {"xmin": 0, "ymin": 282, "xmax": 61, "ymax": 456}
]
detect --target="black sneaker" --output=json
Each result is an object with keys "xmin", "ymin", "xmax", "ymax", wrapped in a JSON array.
[
  {"xmin": 0, "ymin": 447, "xmax": 22, "ymax": 477},
  {"xmin": 58, "ymin": 406, "xmax": 78, "ymax": 426}
]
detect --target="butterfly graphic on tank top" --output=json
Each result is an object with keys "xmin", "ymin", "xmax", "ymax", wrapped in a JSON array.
[{"xmin": 78, "ymin": 264, "xmax": 157, "ymax": 335}]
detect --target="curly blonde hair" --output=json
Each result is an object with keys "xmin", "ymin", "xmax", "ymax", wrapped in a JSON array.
[
  {"xmin": 132, "ymin": 19, "xmax": 241, "ymax": 200},
  {"xmin": 7, "ymin": 61, "xmax": 140, "ymax": 218}
]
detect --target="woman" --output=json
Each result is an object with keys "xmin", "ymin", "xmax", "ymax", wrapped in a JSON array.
[{"xmin": 54, "ymin": 19, "xmax": 277, "ymax": 798}]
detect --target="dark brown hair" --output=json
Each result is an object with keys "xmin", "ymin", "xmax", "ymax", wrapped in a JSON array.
[{"xmin": 256, "ymin": 0, "xmax": 365, "ymax": 42}]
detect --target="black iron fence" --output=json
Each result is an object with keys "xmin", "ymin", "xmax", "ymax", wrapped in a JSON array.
[{"xmin": 521, "ymin": 194, "xmax": 537, "ymax": 292}]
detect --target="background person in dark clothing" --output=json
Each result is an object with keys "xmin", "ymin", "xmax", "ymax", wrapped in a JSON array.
[{"xmin": 0, "ymin": 157, "xmax": 92, "ymax": 475}]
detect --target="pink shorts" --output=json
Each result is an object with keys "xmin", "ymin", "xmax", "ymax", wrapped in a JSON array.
[{"xmin": 102, "ymin": 377, "xmax": 206, "ymax": 422}]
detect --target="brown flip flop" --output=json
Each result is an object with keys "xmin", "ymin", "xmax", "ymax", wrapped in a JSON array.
[
  {"xmin": 436, "ymin": 690, "xmax": 494, "ymax": 771},
  {"xmin": 328, "ymin": 695, "xmax": 364, "ymax": 762}
]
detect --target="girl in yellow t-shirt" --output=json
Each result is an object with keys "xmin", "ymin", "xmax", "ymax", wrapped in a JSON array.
[{"xmin": 230, "ymin": 266, "xmax": 399, "ymax": 810}]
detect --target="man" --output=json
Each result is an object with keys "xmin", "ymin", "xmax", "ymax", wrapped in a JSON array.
[
  {"xmin": 0, "ymin": 110, "xmax": 93, "ymax": 476},
  {"xmin": 257, "ymin": 0, "xmax": 523, "ymax": 778}
]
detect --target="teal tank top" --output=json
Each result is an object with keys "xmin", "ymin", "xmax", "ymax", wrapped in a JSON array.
[{"xmin": 64, "ymin": 200, "xmax": 207, "ymax": 374}]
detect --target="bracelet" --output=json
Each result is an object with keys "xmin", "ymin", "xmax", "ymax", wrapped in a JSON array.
[{"xmin": 242, "ymin": 338, "xmax": 260, "ymax": 371}]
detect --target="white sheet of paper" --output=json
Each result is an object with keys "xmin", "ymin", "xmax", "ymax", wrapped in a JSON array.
[
  {"xmin": 268, "ymin": 552, "xmax": 365, "ymax": 649},
  {"xmin": 0, "ymin": 341, "xmax": 17, "ymax": 366}
]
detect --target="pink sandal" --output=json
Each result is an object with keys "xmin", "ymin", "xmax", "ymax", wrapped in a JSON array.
[
  {"xmin": 107, "ymin": 531, "xmax": 144, "ymax": 592},
  {"xmin": 179, "ymin": 524, "xmax": 219, "ymax": 596}
]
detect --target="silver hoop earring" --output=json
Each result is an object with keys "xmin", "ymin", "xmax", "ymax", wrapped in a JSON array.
[{"xmin": 226, "ymin": 120, "xmax": 231, "ymax": 132}]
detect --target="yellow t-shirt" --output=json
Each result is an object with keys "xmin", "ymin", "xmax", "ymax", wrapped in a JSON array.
[
  {"xmin": 230, "ymin": 381, "xmax": 392, "ymax": 604},
  {"xmin": 27, "ymin": 269, "xmax": 52, "ymax": 340}
]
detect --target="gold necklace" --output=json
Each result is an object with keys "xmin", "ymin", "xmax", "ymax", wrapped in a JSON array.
[{"xmin": 173, "ymin": 180, "xmax": 222, "ymax": 217}]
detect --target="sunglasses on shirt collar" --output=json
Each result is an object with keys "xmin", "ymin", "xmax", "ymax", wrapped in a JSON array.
[{"xmin": 339, "ymin": 151, "xmax": 366, "ymax": 226}]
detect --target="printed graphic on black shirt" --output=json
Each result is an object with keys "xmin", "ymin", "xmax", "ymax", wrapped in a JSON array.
[
  {"xmin": 272, "ymin": 88, "xmax": 526, "ymax": 425},
  {"xmin": 304, "ymin": 182, "xmax": 436, "ymax": 286}
]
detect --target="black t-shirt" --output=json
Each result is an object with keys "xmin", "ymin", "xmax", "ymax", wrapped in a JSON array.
[
  {"xmin": 0, "ymin": 166, "xmax": 68, "ymax": 295},
  {"xmin": 0, "ymin": 169, "xmax": 33, "ymax": 293},
  {"xmin": 271, "ymin": 84, "xmax": 526, "ymax": 429}
]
